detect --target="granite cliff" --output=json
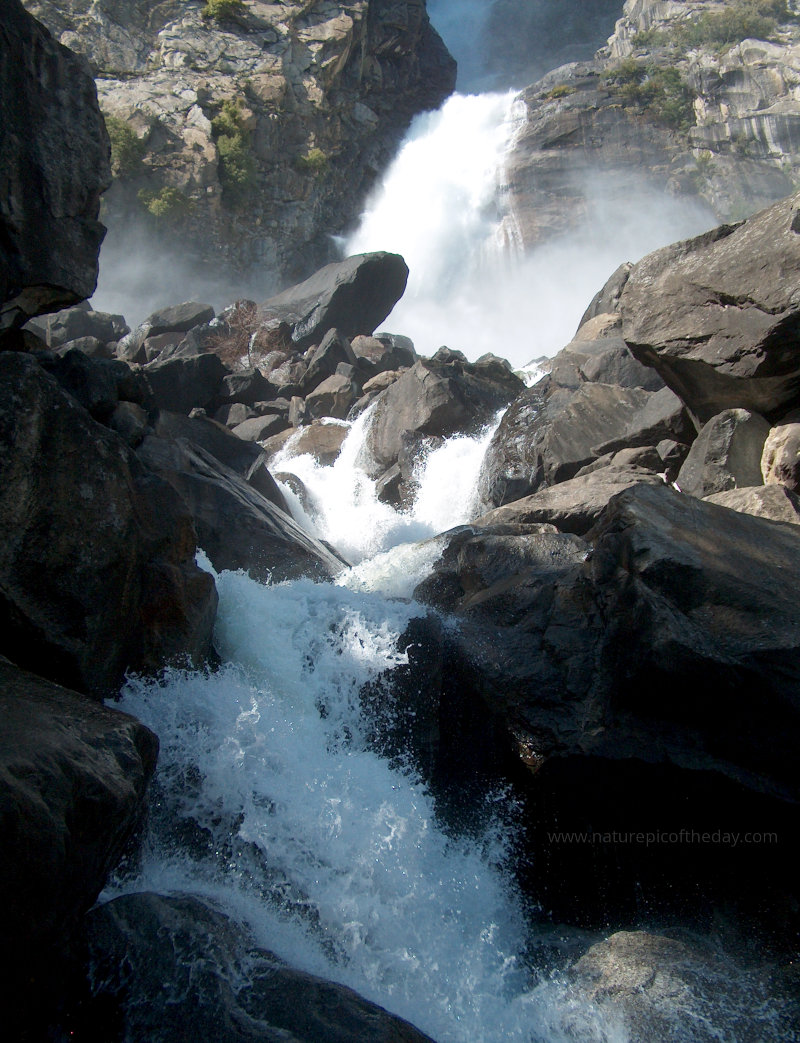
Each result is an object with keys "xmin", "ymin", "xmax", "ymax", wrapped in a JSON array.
[{"xmin": 23, "ymin": 0, "xmax": 455, "ymax": 283}]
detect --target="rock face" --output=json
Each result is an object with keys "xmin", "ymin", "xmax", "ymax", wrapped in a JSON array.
[
  {"xmin": 0, "ymin": 0, "xmax": 110, "ymax": 333},
  {"xmin": 0, "ymin": 659, "xmax": 157, "ymax": 983},
  {"xmin": 0, "ymin": 352, "xmax": 217, "ymax": 698},
  {"xmin": 501, "ymin": 0, "xmax": 800, "ymax": 252},
  {"xmin": 620, "ymin": 193, "xmax": 800, "ymax": 425},
  {"xmin": 23, "ymin": 0, "xmax": 455, "ymax": 281},
  {"xmin": 86, "ymin": 892, "xmax": 434, "ymax": 1043}
]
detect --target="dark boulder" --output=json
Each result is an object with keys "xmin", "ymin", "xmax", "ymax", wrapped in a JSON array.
[
  {"xmin": 676, "ymin": 408, "xmax": 771, "ymax": 498},
  {"xmin": 0, "ymin": 659, "xmax": 157, "ymax": 955},
  {"xmin": 0, "ymin": 0, "xmax": 110, "ymax": 333},
  {"xmin": 261, "ymin": 252, "xmax": 409, "ymax": 350},
  {"xmin": 352, "ymin": 332, "xmax": 417, "ymax": 374},
  {"xmin": 143, "ymin": 301, "xmax": 215, "ymax": 337},
  {"xmin": 621, "ymin": 193, "xmax": 800, "ymax": 425},
  {"xmin": 34, "ymin": 347, "xmax": 143, "ymax": 422},
  {"xmin": 218, "ymin": 367, "xmax": 273, "ymax": 406},
  {"xmin": 231, "ymin": 413, "xmax": 289, "ymax": 442},
  {"xmin": 33, "ymin": 303, "xmax": 129, "ymax": 348},
  {"xmin": 85, "ymin": 892, "xmax": 434, "ymax": 1043},
  {"xmin": 137, "ymin": 435, "xmax": 347, "ymax": 583},
  {"xmin": 0, "ymin": 352, "xmax": 217, "ymax": 698},
  {"xmin": 365, "ymin": 353, "xmax": 524, "ymax": 477},
  {"xmin": 143, "ymin": 352, "xmax": 230, "ymax": 415}
]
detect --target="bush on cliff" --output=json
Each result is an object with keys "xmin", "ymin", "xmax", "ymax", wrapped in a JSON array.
[
  {"xmin": 210, "ymin": 99, "xmax": 256, "ymax": 207},
  {"xmin": 201, "ymin": 0, "xmax": 247, "ymax": 22}
]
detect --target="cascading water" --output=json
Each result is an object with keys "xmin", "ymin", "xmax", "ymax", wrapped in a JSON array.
[{"xmin": 344, "ymin": 2, "xmax": 716, "ymax": 367}]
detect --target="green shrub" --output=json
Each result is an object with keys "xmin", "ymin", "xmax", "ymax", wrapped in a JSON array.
[
  {"xmin": 677, "ymin": 0, "xmax": 796, "ymax": 50},
  {"xmin": 201, "ymin": 0, "xmax": 246, "ymax": 22},
  {"xmin": 137, "ymin": 186, "xmax": 192, "ymax": 223},
  {"xmin": 105, "ymin": 114, "xmax": 147, "ymax": 179},
  {"xmin": 295, "ymin": 147, "xmax": 329, "ymax": 175},
  {"xmin": 544, "ymin": 84, "xmax": 576, "ymax": 100},
  {"xmin": 604, "ymin": 61, "xmax": 694, "ymax": 130},
  {"xmin": 210, "ymin": 98, "xmax": 256, "ymax": 205}
]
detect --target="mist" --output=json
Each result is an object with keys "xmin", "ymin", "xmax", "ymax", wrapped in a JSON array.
[
  {"xmin": 344, "ymin": 93, "xmax": 716, "ymax": 369},
  {"xmin": 90, "ymin": 217, "xmax": 277, "ymax": 329}
]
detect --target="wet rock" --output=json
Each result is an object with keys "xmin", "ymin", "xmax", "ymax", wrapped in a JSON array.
[
  {"xmin": 261, "ymin": 253, "xmax": 410, "ymax": 350},
  {"xmin": 676, "ymin": 409, "xmax": 771, "ymax": 498},
  {"xmin": 85, "ymin": 892, "xmax": 434, "ymax": 1043},
  {"xmin": 0, "ymin": 660, "xmax": 157, "ymax": 1004},
  {"xmin": 761, "ymin": 410, "xmax": 800, "ymax": 491},
  {"xmin": 137, "ymin": 435, "xmax": 346, "ymax": 583},
  {"xmin": 365, "ymin": 354, "xmax": 524, "ymax": 477},
  {"xmin": 0, "ymin": 352, "xmax": 217, "ymax": 697},
  {"xmin": 704, "ymin": 484, "xmax": 800, "ymax": 526},
  {"xmin": 567, "ymin": 931, "xmax": 800, "ymax": 1043},
  {"xmin": 0, "ymin": 0, "xmax": 110, "ymax": 332},
  {"xmin": 621, "ymin": 194, "xmax": 800, "ymax": 424},
  {"xmin": 282, "ymin": 420, "xmax": 349, "ymax": 467}
]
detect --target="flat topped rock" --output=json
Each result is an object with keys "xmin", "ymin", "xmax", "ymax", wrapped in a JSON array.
[{"xmin": 143, "ymin": 301, "xmax": 215, "ymax": 337}]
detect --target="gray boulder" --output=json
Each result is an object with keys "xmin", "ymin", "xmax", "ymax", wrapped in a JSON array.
[
  {"xmin": 676, "ymin": 408, "xmax": 771, "ymax": 498},
  {"xmin": 86, "ymin": 892, "xmax": 434, "ymax": 1043},
  {"xmin": 475, "ymin": 466, "xmax": 663, "ymax": 536},
  {"xmin": 621, "ymin": 193, "xmax": 800, "ymax": 425},
  {"xmin": 0, "ymin": 352, "xmax": 217, "ymax": 698},
  {"xmin": 144, "ymin": 301, "xmax": 215, "ymax": 336},
  {"xmin": 306, "ymin": 372, "xmax": 358, "ymax": 421},
  {"xmin": 303, "ymin": 328, "xmax": 358, "ymax": 391},
  {"xmin": 261, "ymin": 253, "xmax": 409, "ymax": 350},
  {"xmin": 34, "ymin": 303, "xmax": 129, "ymax": 348},
  {"xmin": 0, "ymin": 0, "xmax": 110, "ymax": 333},
  {"xmin": 704, "ymin": 484, "xmax": 800, "ymax": 526}
]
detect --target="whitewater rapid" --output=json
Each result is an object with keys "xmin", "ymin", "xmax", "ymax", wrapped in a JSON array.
[{"xmin": 108, "ymin": 416, "xmax": 629, "ymax": 1042}]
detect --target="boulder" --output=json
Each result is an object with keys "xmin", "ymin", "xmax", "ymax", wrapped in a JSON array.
[
  {"xmin": 704, "ymin": 484, "xmax": 800, "ymax": 526},
  {"xmin": 282, "ymin": 420, "xmax": 350, "ymax": 466},
  {"xmin": 365, "ymin": 354, "xmax": 524, "ymax": 477},
  {"xmin": 34, "ymin": 304, "xmax": 129, "ymax": 348},
  {"xmin": 137, "ymin": 436, "xmax": 346, "ymax": 583},
  {"xmin": 0, "ymin": 0, "xmax": 110, "ymax": 332},
  {"xmin": 0, "ymin": 352, "xmax": 217, "ymax": 697},
  {"xmin": 218, "ymin": 368, "xmax": 273, "ymax": 406},
  {"xmin": 85, "ymin": 893, "xmax": 434, "ymax": 1043},
  {"xmin": 0, "ymin": 660, "xmax": 158, "ymax": 1027},
  {"xmin": 143, "ymin": 352, "xmax": 230, "ymax": 415},
  {"xmin": 475, "ymin": 466, "xmax": 663, "ymax": 536},
  {"xmin": 143, "ymin": 301, "xmax": 215, "ymax": 337},
  {"xmin": 303, "ymin": 328, "xmax": 358, "ymax": 391},
  {"xmin": 567, "ymin": 931, "xmax": 799, "ymax": 1043},
  {"xmin": 306, "ymin": 372, "xmax": 357, "ymax": 421},
  {"xmin": 410, "ymin": 483, "xmax": 800, "ymax": 923},
  {"xmin": 109, "ymin": 400, "xmax": 149, "ymax": 448},
  {"xmin": 477, "ymin": 382, "xmax": 656, "ymax": 508},
  {"xmin": 562, "ymin": 335, "xmax": 665, "ymax": 391},
  {"xmin": 150, "ymin": 410, "xmax": 289, "ymax": 512},
  {"xmin": 231, "ymin": 413, "xmax": 289, "ymax": 442},
  {"xmin": 0, "ymin": 659, "xmax": 157, "ymax": 950},
  {"xmin": 352, "ymin": 332, "xmax": 417, "ymax": 374},
  {"xmin": 261, "ymin": 253, "xmax": 410, "ymax": 350},
  {"xmin": 762, "ymin": 410, "xmax": 800, "ymax": 492},
  {"xmin": 621, "ymin": 194, "xmax": 800, "ymax": 425},
  {"xmin": 57, "ymin": 334, "xmax": 111, "ymax": 359},
  {"xmin": 215, "ymin": 402, "xmax": 255, "ymax": 428},
  {"xmin": 676, "ymin": 408, "xmax": 771, "ymax": 498}
]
